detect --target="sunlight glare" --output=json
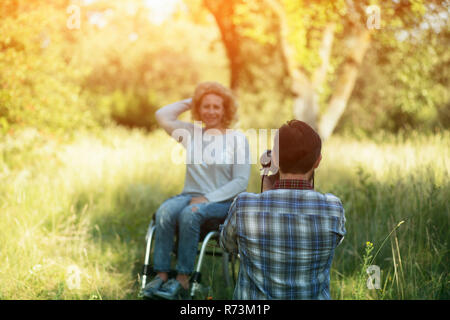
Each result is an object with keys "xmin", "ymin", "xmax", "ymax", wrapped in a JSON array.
[{"xmin": 144, "ymin": 0, "xmax": 180, "ymax": 25}]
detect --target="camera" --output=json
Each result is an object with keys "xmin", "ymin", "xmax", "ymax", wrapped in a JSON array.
[{"xmin": 259, "ymin": 150, "xmax": 279, "ymax": 176}]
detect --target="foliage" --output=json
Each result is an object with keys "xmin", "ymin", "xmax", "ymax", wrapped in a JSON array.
[
  {"xmin": 77, "ymin": 0, "xmax": 229, "ymax": 130},
  {"xmin": 0, "ymin": 0, "xmax": 448, "ymax": 135},
  {"xmin": 0, "ymin": 0, "xmax": 448, "ymax": 301},
  {"xmin": 0, "ymin": 0, "xmax": 230, "ymax": 135},
  {"xmin": 337, "ymin": 5, "xmax": 450, "ymax": 135},
  {"xmin": 353, "ymin": 241, "xmax": 375, "ymax": 300},
  {"xmin": 0, "ymin": 0, "xmax": 99, "ymax": 136},
  {"xmin": 198, "ymin": 0, "xmax": 450, "ymax": 133}
]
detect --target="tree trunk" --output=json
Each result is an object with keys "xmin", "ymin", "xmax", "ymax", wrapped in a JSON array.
[
  {"xmin": 203, "ymin": 0, "xmax": 242, "ymax": 93},
  {"xmin": 312, "ymin": 23, "xmax": 336, "ymax": 89},
  {"xmin": 203, "ymin": 0, "xmax": 370, "ymax": 139},
  {"xmin": 318, "ymin": 27, "xmax": 371, "ymax": 140},
  {"xmin": 293, "ymin": 22, "xmax": 336, "ymax": 131},
  {"xmin": 291, "ymin": 73, "xmax": 318, "ymax": 130},
  {"xmin": 262, "ymin": 0, "xmax": 319, "ymax": 129}
]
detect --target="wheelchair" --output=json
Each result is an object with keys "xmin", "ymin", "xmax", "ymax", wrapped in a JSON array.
[{"xmin": 141, "ymin": 213, "xmax": 238, "ymax": 299}]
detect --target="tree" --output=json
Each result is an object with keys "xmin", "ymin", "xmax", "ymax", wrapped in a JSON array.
[
  {"xmin": 0, "ymin": 0, "xmax": 98, "ymax": 136},
  {"xmin": 200, "ymin": 0, "xmax": 447, "ymax": 138}
]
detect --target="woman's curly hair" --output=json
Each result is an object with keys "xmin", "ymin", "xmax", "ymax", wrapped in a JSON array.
[{"xmin": 191, "ymin": 81, "xmax": 238, "ymax": 128}]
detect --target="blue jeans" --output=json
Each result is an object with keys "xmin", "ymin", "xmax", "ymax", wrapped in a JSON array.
[{"xmin": 152, "ymin": 193, "xmax": 233, "ymax": 275}]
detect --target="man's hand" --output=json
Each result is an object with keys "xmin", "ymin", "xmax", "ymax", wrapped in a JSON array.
[
  {"xmin": 262, "ymin": 173, "xmax": 279, "ymax": 192},
  {"xmin": 189, "ymin": 196, "xmax": 209, "ymax": 212}
]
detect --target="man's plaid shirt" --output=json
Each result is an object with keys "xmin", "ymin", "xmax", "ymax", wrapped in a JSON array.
[{"xmin": 220, "ymin": 179, "xmax": 346, "ymax": 299}]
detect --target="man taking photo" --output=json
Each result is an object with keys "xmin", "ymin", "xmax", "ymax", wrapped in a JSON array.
[{"xmin": 220, "ymin": 119, "xmax": 346, "ymax": 299}]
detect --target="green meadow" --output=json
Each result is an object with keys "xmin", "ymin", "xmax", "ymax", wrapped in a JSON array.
[{"xmin": 1, "ymin": 126, "xmax": 448, "ymax": 300}]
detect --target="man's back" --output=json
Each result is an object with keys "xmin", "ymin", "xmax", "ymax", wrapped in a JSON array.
[{"xmin": 221, "ymin": 181, "xmax": 346, "ymax": 299}]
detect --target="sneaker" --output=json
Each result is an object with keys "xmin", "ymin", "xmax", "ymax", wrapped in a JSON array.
[
  {"xmin": 153, "ymin": 278, "xmax": 190, "ymax": 300},
  {"xmin": 142, "ymin": 276, "xmax": 165, "ymax": 299}
]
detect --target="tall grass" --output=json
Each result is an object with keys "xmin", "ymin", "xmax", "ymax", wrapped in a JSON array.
[{"xmin": 0, "ymin": 127, "xmax": 448, "ymax": 299}]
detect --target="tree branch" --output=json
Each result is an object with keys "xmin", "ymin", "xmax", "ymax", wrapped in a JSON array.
[
  {"xmin": 318, "ymin": 27, "xmax": 371, "ymax": 139},
  {"xmin": 203, "ymin": 0, "xmax": 242, "ymax": 92},
  {"xmin": 312, "ymin": 23, "xmax": 336, "ymax": 89},
  {"xmin": 261, "ymin": 0, "xmax": 310, "ymax": 95}
]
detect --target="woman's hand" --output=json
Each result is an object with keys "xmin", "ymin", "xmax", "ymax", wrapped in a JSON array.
[
  {"xmin": 181, "ymin": 98, "xmax": 192, "ymax": 110},
  {"xmin": 189, "ymin": 196, "xmax": 208, "ymax": 212},
  {"xmin": 190, "ymin": 196, "xmax": 208, "ymax": 205}
]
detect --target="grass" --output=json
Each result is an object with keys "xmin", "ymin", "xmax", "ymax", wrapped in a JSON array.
[{"xmin": 0, "ymin": 126, "xmax": 448, "ymax": 300}]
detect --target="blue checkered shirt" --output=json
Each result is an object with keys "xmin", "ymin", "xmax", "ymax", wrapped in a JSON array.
[{"xmin": 220, "ymin": 179, "xmax": 346, "ymax": 300}]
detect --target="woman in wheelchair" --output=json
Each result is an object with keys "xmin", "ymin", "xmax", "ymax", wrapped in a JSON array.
[{"xmin": 143, "ymin": 82, "xmax": 251, "ymax": 300}]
